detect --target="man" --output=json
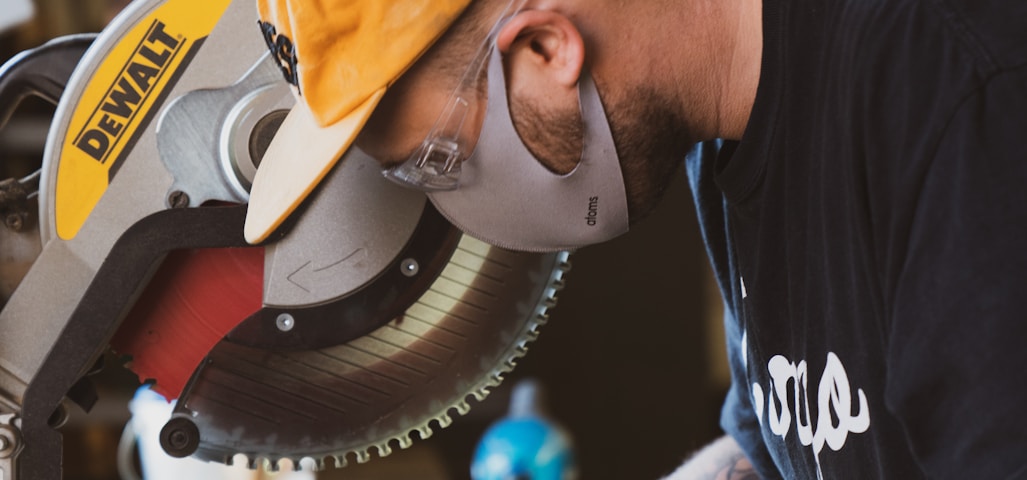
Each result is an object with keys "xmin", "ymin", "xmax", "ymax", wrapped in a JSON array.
[{"xmin": 248, "ymin": 0, "xmax": 1027, "ymax": 478}]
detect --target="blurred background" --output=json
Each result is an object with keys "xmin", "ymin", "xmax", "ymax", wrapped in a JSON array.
[{"xmin": 0, "ymin": 1, "xmax": 729, "ymax": 478}]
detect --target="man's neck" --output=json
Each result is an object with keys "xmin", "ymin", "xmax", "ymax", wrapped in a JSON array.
[
  {"xmin": 715, "ymin": 0, "xmax": 763, "ymax": 140},
  {"xmin": 593, "ymin": 0, "xmax": 763, "ymax": 142}
]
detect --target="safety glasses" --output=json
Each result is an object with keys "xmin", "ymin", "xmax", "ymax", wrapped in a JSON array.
[{"xmin": 382, "ymin": 0, "xmax": 528, "ymax": 191}]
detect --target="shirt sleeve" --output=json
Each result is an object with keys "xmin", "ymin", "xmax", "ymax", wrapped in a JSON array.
[
  {"xmin": 886, "ymin": 66, "xmax": 1027, "ymax": 479},
  {"xmin": 719, "ymin": 306, "xmax": 781, "ymax": 480}
]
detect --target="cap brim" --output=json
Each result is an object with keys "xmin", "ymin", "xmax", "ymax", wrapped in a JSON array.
[{"xmin": 244, "ymin": 88, "xmax": 386, "ymax": 244}]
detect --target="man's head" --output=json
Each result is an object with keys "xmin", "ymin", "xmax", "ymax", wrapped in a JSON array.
[
  {"xmin": 247, "ymin": 0, "xmax": 759, "ymax": 248},
  {"xmin": 357, "ymin": 0, "xmax": 693, "ymax": 221}
]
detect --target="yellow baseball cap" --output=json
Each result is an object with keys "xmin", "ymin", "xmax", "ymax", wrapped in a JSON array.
[{"xmin": 246, "ymin": 0, "xmax": 472, "ymax": 243}]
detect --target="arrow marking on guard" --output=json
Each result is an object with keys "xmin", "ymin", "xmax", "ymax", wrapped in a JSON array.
[{"xmin": 286, "ymin": 248, "xmax": 367, "ymax": 292}]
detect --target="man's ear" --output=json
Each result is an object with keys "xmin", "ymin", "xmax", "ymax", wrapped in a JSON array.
[{"xmin": 495, "ymin": 10, "xmax": 585, "ymax": 89}]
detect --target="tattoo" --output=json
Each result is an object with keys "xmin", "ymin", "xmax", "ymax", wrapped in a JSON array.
[
  {"xmin": 663, "ymin": 436, "xmax": 762, "ymax": 480},
  {"xmin": 718, "ymin": 456, "xmax": 760, "ymax": 480}
]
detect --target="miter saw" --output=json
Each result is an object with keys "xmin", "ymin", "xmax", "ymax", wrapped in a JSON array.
[{"xmin": 0, "ymin": 1, "xmax": 570, "ymax": 478}]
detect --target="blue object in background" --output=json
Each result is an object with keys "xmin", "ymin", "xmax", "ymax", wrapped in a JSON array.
[{"xmin": 471, "ymin": 380, "xmax": 577, "ymax": 480}]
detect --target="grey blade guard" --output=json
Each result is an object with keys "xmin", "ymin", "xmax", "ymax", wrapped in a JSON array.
[{"xmin": 428, "ymin": 45, "xmax": 630, "ymax": 253}]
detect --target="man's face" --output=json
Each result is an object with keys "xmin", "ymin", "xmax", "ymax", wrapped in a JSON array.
[
  {"xmin": 356, "ymin": 46, "xmax": 689, "ymax": 224},
  {"xmin": 356, "ymin": 58, "xmax": 583, "ymax": 175},
  {"xmin": 355, "ymin": 69, "xmax": 457, "ymax": 169}
]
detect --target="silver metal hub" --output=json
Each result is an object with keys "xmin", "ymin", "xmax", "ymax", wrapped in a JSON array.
[{"xmin": 156, "ymin": 54, "xmax": 293, "ymax": 206}]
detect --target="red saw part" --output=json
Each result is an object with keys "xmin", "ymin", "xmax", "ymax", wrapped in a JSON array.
[{"xmin": 111, "ymin": 247, "xmax": 263, "ymax": 399}]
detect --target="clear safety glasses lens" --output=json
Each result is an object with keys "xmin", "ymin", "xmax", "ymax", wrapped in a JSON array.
[{"xmin": 382, "ymin": 0, "xmax": 528, "ymax": 191}]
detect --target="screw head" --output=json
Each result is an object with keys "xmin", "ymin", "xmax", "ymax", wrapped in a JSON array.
[
  {"xmin": 400, "ymin": 259, "xmax": 420, "ymax": 277},
  {"xmin": 159, "ymin": 417, "xmax": 200, "ymax": 458},
  {"xmin": 167, "ymin": 191, "xmax": 190, "ymax": 209},
  {"xmin": 169, "ymin": 430, "xmax": 189, "ymax": 449},
  {"xmin": 276, "ymin": 313, "xmax": 295, "ymax": 332},
  {"xmin": 4, "ymin": 214, "xmax": 23, "ymax": 231}
]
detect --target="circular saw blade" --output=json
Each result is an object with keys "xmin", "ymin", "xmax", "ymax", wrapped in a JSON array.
[
  {"xmin": 110, "ymin": 246, "xmax": 264, "ymax": 399},
  {"xmin": 174, "ymin": 236, "xmax": 569, "ymax": 469}
]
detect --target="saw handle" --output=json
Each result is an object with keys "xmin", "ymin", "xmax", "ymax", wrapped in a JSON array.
[{"xmin": 0, "ymin": 33, "xmax": 95, "ymax": 130}]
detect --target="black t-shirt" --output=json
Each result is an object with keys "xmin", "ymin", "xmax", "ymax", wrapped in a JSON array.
[{"xmin": 686, "ymin": 0, "xmax": 1027, "ymax": 478}]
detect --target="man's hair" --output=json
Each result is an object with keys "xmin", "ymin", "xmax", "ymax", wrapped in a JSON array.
[{"xmin": 416, "ymin": 0, "xmax": 502, "ymax": 90}]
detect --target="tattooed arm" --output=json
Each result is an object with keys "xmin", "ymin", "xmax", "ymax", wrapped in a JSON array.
[{"xmin": 662, "ymin": 435, "xmax": 761, "ymax": 480}]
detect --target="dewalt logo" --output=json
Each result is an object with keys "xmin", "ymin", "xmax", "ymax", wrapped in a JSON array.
[
  {"xmin": 55, "ymin": 0, "xmax": 233, "ymax": 240},
  {"xmin": 72, "ymin": 20, "xmax": 183, "ymax": 164}
]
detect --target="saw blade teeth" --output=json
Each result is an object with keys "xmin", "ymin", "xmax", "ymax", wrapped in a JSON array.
[
  {"xmin": 470, "ymin": 387, "xmax": 489, "ymax": 402},
  {"xmin": 416, "ymin": 424, "xmax": 434, "ymax": 439},
  {"xmin": 436, "ymin": 413, "xmax": 453, "ymax": 428},
  {"xmin": 355, "ymin": 449, "xmax": 372, "ymax": 464},
  {"xmin": 245, "ymin": 455, "xmax": 259, "ymax": 470},
  {"xmin": 455, "ymin": 400, "xmax": 471, "ymax": 415},
  {"xmin": 396, "ymin": 434, "xmax": 414, "ymax": 450},
  {"xmin": 330, "ymin": 454, "xmax": 347, "ymax": 469},
  {"xmin": 375, "ymin": 443, "xmax": 393, "ymax": 457}
]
